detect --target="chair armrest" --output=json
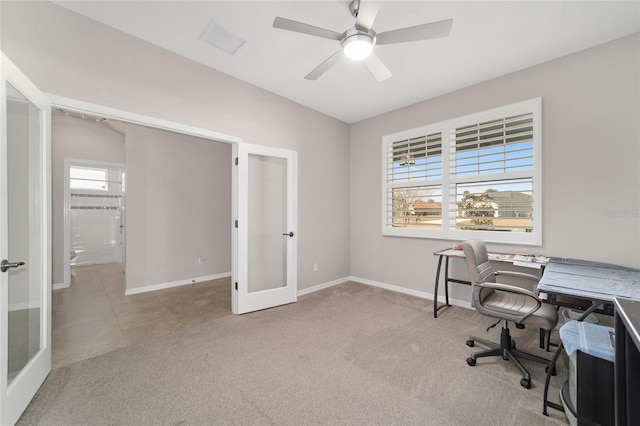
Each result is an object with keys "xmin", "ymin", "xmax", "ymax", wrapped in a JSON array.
[
  {"xmin": 474, "ymin": 282, "xmax": 542, "ymax": 324},
  {"xmin": 494, "ymin": 270, "xmax": 540, "ymax": 283},
  {"xmin": 481, "ymin": 282, "xmax": 540, "ymax": 299}
]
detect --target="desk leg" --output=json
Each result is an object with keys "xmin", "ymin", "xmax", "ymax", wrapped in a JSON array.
[
  {"xmin": 542, "ymin": 341, "xmax": 565, "ymax": 416},
  {"xmin": 444, "ymin": 256, "xmax": 450, "ymax": 307},
  {"xmin": 434, "ymin": 255, "xmax": 444, "ymax": 318},
  {"xmin": 434, "ymin": 255, "xmax": 452, "ymax": 318}
]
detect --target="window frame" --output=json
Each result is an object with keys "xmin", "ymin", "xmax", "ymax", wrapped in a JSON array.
[
  {"xmin": 381, "ymin": 98, "xmax": 542, "ymax": 246},
  {"xmin": 69, "ymin": 165, "xmax": 110, "ymax": 192}
]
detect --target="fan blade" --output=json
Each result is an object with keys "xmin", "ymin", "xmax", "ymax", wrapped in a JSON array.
[
  {"xmin": 305, "ymin": 50, "xmax": 344, "ymax": 80},
  {"xmin": 376, "ymin": 19, "xmax": 452, "ymax": 45},
  {"xmin": 355, "ymin": 0, "xmax": 383, "ymax": 31},
  {"xmin": 273, "ymin": 17, "xmax": 343, "ymax": 41},
  {"xmin": 364, "ymin": 52, "xmax": 392, "ymax": 82}
]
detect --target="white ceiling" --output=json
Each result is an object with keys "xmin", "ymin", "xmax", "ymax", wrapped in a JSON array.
[{"xmin": 53, "ymin": 1, "xmax": 640, "ymax": 123}]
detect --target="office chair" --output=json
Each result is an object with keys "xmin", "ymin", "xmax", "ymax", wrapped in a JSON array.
[{"xmin": 461, "ymin": 239, "xmax": 558, "ymax": 389}]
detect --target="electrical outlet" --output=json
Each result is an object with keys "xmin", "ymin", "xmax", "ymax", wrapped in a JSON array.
[
  {"xmin": 313, "ymin": 263, "xmax": 319, "ymax": 272},
  {"xmin": 198, "ymin": 256, "xmax": 205, "ymax": 265}
]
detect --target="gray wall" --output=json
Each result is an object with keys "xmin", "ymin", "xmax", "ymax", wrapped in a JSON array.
[
  {"xmin": 52, "ymin": 114, "xmax": 126, "ymax": 285},
  {"xmin": 1, "ymin": 1, "xmax": 352, "ymax": 292},
  {"xmin": 350, "ymin": 32, "xmax": 640, "ymax": 302},
  {"xmin": 122, "ymin": 124, "xmax": 232, "ymax": 290}
]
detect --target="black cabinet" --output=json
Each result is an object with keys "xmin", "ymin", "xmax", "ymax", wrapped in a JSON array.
[{"xmin": 614, "ymin": 298, "xmax": 640, "ymax": 426}]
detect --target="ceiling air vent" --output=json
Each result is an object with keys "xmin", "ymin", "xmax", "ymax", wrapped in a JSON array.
[{"xmin": 200, "ymin": 20, "xmax": 246, "ymax": 55}]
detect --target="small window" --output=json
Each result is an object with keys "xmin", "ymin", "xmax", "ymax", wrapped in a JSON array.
[{"xmin": 70, "ymin": 166, "xmax": 109, "ymax": 191}]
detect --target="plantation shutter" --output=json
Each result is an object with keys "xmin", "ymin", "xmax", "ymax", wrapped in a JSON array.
[
  {"xmin": 452, "ymin": 113, "xmax": 534, "ymax": 177},
  {"xmin": 386, "ymin": 132, "xmax": 442, "ymax": 183}
]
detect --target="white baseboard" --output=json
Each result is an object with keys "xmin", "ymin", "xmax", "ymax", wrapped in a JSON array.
[
  {"xmin": 349, "ymin": 275, "xmax": 472, "ymax": 310},
  {"xmin": 125, "ymin": 271, "xmax": 232, "ymax": 296},
  {"xmin": 296, "ymin": 275, "xmax": 472, "ymax": 311},
  {"xmin": 124, "ymin": 272, "xmax": 472, "ymax": 312},
  {"xmin": 297, "ymin": 276, "xmax": 351, "ymax": 297},
  {"xmin": 53, "ymin": 282, "xmax": 69, "ymax": 290}
]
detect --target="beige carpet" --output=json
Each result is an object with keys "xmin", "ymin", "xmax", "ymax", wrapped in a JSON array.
[{"xmin": 19, "ymin": 282, "xmax": 569, "ymax": 425}]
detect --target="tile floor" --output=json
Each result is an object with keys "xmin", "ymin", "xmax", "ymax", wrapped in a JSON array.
[{"xmin": 52, "ymin": 263, "xmax": 231, "ymax": 368}]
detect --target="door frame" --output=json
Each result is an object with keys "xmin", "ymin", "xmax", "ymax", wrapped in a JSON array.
[
  {"xmin": 49, "ymin": 96, "xmax": 300, "ymax": 314},
  {"xmin": 48, "ymin": 94, "xmax": 243, "ymax": 292},
  {"xmin": 61, "ymin": 158, "xmax": 126, "ymax": 289}
]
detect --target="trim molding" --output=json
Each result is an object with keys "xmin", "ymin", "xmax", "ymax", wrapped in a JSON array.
[
  {"xmin": 296, "ymin": 275, "xmax": 471, "ymax": 310},
  {"xmin": 123, "ymin": 272, "xmax": 471, "ymax": 310},
  {"xmin": 349, "ymin": 275, "xmax": 472, "ymax": 310},
  {"xmin": 125, "ymin": 272, "xmax": 232, "ymax": 296},
  {"xmin": 297, "ymin": 276, "xmax": 351, "ymax": 297},
  {"xmin": 48, "ymin": 94, "xmax": 242, "ymax": 145}
]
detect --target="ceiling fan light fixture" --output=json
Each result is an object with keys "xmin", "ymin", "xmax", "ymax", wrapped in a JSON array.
[{"xmin": 342, "ymin": 33, "xmax": 374, "ymax": 61}]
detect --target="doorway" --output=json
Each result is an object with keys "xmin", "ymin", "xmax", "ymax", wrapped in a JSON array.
[
  {"xmin": 50, "ymin": 95, "xmax": 297, "ymax": 314},
  {"xmin": 65, "ymin": 160, "xmax": 125, "ymax": 284},
  {"xmin": 51, "ymin": 110, "xmax": 235, "ymax": 367}
]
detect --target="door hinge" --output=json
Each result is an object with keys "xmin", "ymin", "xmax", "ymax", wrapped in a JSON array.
[
  {"xmin": 235, "ymin": 157, "xmax": 238, "ymax": 166},
  {"xmin": 235, "ymin": 220, "xmax": 238, "ymax": 228},
  {"xmin": 235, "ymin": 282, "xmax": 238, "ymax": 290}
]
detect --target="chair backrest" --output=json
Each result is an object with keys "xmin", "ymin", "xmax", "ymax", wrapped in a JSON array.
[{"xmin": 461, "ymin": 239, "xmax": 496, "ymax": 284}]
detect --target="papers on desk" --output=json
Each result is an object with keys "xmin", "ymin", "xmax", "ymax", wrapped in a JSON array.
[
  {"xmin": 538, "ymin": 258, "xmax": 640, "ymax": 301},
  {"xmin": 513, "ymin": 254, "xmax": 549, "ymax": 269}
]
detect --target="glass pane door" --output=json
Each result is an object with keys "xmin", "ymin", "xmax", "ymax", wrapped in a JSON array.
[
  {"xmin": 233, "ymin": 143, "xmax": 297, "ymax": 314},
  {"xmin": 248, "ymin": 154, "xmax": 287, "ymax": 293},
  {"xmin": 6, "ymin": 82, "xmax": 42, "ymax": 383},
  {"xmin": 1, "ymin": 52, "xmax": 51, "ymax": 426}
]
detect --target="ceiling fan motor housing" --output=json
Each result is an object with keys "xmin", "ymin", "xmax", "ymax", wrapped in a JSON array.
[{"xmin": 341, "ymin": 28, "xmax": 377, "ymax": 60}]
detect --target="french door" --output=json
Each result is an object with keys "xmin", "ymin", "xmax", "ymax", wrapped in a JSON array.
[
  {"xmin": 0, "ymin": 53, "xmax": 51, "ymax": 425},
  {"xmin": 233, "ymin": 143, "xmax": 297, "ymax": 314}
]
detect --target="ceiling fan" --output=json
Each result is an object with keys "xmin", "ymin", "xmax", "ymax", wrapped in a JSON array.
[{"xmin": 273, "ymin": 0, "xmax": 452, "ymax": 82}]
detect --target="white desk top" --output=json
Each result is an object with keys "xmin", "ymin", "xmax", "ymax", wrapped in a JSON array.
[{"xmin": 435, "ymin": 249, "xmax": 548, "ymax": 269}]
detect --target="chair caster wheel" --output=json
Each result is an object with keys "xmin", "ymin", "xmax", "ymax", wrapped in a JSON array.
[
  {"xmin": 520, "ymin": 378, "xmax": 531, "ymax": 389},
  {"xmin": 466, "ymin": 339, "xmax": 474, "ymax": 347},
  {"xmin": 545, "ymin": 366, "xmax": 557, "ymax": 376},
  {"xmin": 466, "ymin": 357, "xmax": 476, "ymax": 366}
]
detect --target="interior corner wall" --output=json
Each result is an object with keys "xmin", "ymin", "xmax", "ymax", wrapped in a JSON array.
[
  {"xmin": 349, "ymin": 32, "xmax": 640, "ymax": 301},
  {"xmin": 51, "ymin": 114, "xmax": 125, "ymax": 286},
  {"xmin": 1, "ymin": 1, "xmax": 351, "ymax": 292},
  {"xmin": 121, "ymin": 124, "xmax": 232, "ymax": 290}
]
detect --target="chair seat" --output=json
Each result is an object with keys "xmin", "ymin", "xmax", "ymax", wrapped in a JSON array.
[{"xmin": 483, "ymin": 291, "xmax": 558, "ymax": 330}]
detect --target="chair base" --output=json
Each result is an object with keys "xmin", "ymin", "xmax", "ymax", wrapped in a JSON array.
[{"xmin": 466, "ymin": 323, "xmax": 552, "ymax": 389}]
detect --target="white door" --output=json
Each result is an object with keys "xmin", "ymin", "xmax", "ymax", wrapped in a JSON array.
[
  {"xmin": 0, "ymin": 53, "xmax": 51, "ymax": 425},
  {"xmin": 233, "ymin": 143, "xmax": 297, "ymax": 314}
]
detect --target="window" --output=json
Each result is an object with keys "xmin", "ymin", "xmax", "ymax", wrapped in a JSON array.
[
  {"xmin": 70, "ymin": 166, "xmax": 109, "ymax": 191},
  {"xmin": 382, "ymin": 98, "xmax": 541, "ymax": 245}
]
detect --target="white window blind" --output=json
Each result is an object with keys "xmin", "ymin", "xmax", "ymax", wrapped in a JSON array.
[
  {"xmin": 386, "ymin": 133, "xmax": 442, "ymax": 183},
  {"xmin": 383, "ymin": 131, "xmax": 443, "ymax": 230},
  {"xmin": 382, "ymin": 98, "xmax": 541, "ymax": 245}
]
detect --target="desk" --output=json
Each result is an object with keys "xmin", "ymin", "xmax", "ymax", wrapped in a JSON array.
[
  {"xmin": 432, "ymin": 248, "xmax": 545, "ymax": 318},
  {"xmin": 537, "ymin": 258, "xmax": 640, "ymax": 315},
  {"xmin": 539, "ymin": 258, "xmax": 640, "ymax": 417}
]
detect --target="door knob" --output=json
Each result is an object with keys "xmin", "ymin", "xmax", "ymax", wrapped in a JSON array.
[
  {"xmin": 1, "ymin": 260, "xmax": 25, "ymax": 273},
  {"xmin": 282, "ymin": 232, "xmax": 294, "ymax": 237}
]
